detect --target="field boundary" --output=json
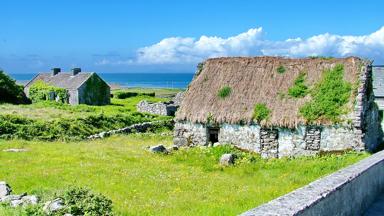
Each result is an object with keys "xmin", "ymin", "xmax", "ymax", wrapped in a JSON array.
[{"xmin": 241, "ymin": 150, "xmax": 384, "ymax": 216}]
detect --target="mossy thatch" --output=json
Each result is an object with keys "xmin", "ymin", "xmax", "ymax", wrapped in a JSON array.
[{"xmin": 176, "ymin": 56, "xmax": 367, "ymax": 128}]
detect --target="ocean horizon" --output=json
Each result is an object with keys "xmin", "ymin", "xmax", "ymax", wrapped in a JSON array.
[{"xmin": 8, "ymin": 72, "xmax": 195, "ymax": 89}]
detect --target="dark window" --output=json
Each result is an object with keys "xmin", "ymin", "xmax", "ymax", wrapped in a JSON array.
[{"xmin": 208, "ymin": 128, "xmax": 219, "ymax": 144}]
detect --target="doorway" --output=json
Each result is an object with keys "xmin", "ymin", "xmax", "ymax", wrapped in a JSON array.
[{"xmin": 207, "ymin": 127, "xmax": 219, "ymax": 144}]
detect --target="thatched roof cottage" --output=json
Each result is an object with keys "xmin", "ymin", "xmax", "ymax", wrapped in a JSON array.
[
  {"xmin": 174, "ymin": 57, "xmax": 382, "ymax": 158},
  {"xmin": 24, "ymin": 68, "xmax": 110, "ymax": 105}
]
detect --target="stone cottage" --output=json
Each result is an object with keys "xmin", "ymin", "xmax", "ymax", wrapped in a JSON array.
[
  {"xmin": 174, "ymin": 57, "xmax": 382, "ymax": 158},
  {"xmin": 24, "ymin": 68, "xmax": 110, "ymax": 105}
]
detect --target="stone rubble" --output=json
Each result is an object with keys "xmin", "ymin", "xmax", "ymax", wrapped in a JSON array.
[
  {"xmin": 2, "ymin": 148, "xmax": 28, "ymax": 152},
  {"xmin": 88, "ymin": 120, "xmax": 174, "ymax": 139},
  {"xmin": 0, "ymin": 182, "xmax": 39, "ymax": 208},
  {"xmin": 220, "ymin": 153, "xmax": 236, "ymax": 166},
  {"xmin": 149, "ymin": 144, "xmax": 168, "ymax": 153},
  {"xmin": 43, "ymin": 198, "xmax": 65, "ymax": 214},
  {"xmin": 0, "ymin": 181, "xmax": 12, "ymax": 198}
]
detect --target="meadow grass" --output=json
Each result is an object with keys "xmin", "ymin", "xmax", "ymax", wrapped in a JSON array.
[{"xmin": 0, "ymin": 134, "xmax": 368, "ymax": 215}]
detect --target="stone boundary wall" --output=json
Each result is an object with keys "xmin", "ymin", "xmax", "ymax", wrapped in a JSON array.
[
  {"xmin": 137, "ymin": 100, "xmax": 178, "ymax": 116},
  {"xmin": 241, "ymin": 150, "xmax": 384, "ymax": 216},
  {"xmin": 88, "ymin": 120, "xmax": 174, "ymax": 139}
]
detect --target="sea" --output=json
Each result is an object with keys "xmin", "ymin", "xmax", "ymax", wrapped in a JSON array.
[{"xmin": 9, "ymin": 73, "xmax": 195, "ymax": 89}]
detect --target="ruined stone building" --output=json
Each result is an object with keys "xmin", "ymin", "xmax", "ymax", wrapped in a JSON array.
[
  {"xmin": 174, "ymin": 57, "xmax": 382, "ymax": 158},
  {"xmin": 24, "ymin": 68, "xmax": 110, "ymax": 105}
]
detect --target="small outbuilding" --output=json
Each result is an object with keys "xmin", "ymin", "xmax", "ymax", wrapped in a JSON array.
[
  {"xmin": 174, "ymin": 57, "xmax": 382, "ymax": 158},
  {"xmin": 24, "ymin": 68, "xmax": 110, "ymax": 105}
]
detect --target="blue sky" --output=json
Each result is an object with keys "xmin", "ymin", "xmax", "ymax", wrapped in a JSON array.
[{"xmin": 1, "ymin": 0, "xmax": 384, "ymax": 73}]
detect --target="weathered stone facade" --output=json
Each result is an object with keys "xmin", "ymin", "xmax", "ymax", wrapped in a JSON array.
[
  {"xmin": 137, "ymin": 100, "xmax": 178, "ymax": 116},
  {"xmin": 174, "ymin": 122, "xmax": 374, "ymax": 158}
]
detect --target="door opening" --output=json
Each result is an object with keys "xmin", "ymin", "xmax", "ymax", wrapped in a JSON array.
[{"xmin": 208, "ymin": 128, "xmax": 219, "ymax": 144}]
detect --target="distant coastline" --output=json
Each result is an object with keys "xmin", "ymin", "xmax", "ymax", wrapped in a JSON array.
[{"xmin": 9, "ymin": 72, "xmax": 194, "ymax": 89}]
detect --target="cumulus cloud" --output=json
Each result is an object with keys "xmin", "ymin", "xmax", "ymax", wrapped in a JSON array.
[{"xmin": 100, "ymin": 26, "xmax": 384, "ymax": 65}]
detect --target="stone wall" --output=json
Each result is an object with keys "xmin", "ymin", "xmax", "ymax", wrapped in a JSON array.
[
  {"xmin": 173, "ymin": 121, "xmax": 207, "ymax": 146},
  {"xmin": 137, "ymin": 100, "xmax": 178, "ymax": 116},
  {"xmin": 241, "ymin": 150, "xmax": 384, "ymax": 216},
  {"xmin": 219, "ymin": 124, "xmax": 260, "ymax": 152},
  {"xmin": 172, "ymin": 91, "xmax": 185, "ymax": 106},
  {"xmin": 354, "ymin": 65, "xmax": 382, "ymax": 151},
  {"xmin": 173, "ymin": 122, "xmax": 378, "ymax": 158}
]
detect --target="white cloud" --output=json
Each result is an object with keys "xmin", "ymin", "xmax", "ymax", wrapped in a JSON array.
[{"xmin": 101, "ymin": 26, "xmax": 384, "ymax": 65}]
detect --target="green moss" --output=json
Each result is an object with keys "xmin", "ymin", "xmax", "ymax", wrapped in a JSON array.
[
  {"xmin": 277, "ymin": 65, "xmax": 286, "ymax": 74},
  {"xmin": 288, "ymin": 72, "xmax": 308, "ymax": 98},
  {"xmin": 82, "ymin": 74, "xmax": 109, "ymax": 105},
  {"xmin": 29, "ymin": 80, "xmax": 69, "ymax": 103},
  {"xmin": 218, "ymin": 86, "xmax": 232, "ymax": 99},
  {"xmin": 299, "ymin": 64, "xmax": 352, "ymax": 123},
  {"xmin": 253, "ymin": 103, "xmax": 271, "ymax": 122}
]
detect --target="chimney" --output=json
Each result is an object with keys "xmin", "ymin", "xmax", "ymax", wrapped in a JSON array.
[
  {"xmin": 71, "ymin": 68, "xmax": 81, "ymax": 76},
  {"xmin": 51, "ymin": 68, "xmax": 61, "ymax": 76}
]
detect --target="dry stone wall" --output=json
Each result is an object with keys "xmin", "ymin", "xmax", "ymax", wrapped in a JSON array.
[{"xmin": 137, "ymin": 100, "xmax": 178, "ymax": 116}]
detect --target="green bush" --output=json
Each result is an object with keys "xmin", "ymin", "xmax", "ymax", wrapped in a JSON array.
[
  {"xmin": 115, "ymin": 91, "xmax": 155, "ymax": 99},
  {"xmin": 218, "ymin": 86, "xmax": 232, "ymax": 99},
  {"xmin": 288, "ymin": 72, "xmax": 308, "ymax": 98},
  {"xmin": 29, "ymin": 80, "xmax": 69, "ymax": 103},
  {"xmin": 299, "ymin": 64, "xmax": 352, "ymax": 122},
  {"xmin": 0, "ymin": 113, "xmax": 172, "ymax": 141},
  {"xmin": 277, "ymin": 65, "xmax": 286, "ymax": 74},
  {"xmin": 61, "ymin": 187, "xmax": 113, "ymax": 216},
  {"xmin": 0, "ymin": 71, "xmax": 30, "ymax": 104},
  {"xmin": 253, "ymin": 103, "xmax": 271, "ymax": 122}
]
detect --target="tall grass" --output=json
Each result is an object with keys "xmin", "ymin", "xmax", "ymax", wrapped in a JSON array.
[{"xmin": 0, "ymin": 135, "xmax": 368, "ymax": 215}]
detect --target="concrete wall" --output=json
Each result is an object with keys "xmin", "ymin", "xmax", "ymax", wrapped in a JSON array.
[{"xmin": 241, "ymin": 150, "xmax": 384, "ymax": 216}]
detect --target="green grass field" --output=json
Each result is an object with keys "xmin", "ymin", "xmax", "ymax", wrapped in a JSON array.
[{"xmin": 0, "ymin": 134, "xmax": 368, "ymax": 215}]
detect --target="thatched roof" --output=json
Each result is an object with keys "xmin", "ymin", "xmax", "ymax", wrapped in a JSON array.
[{"xmin": 176, "ymin": 56, "xmax": 366, "ymax": 127}]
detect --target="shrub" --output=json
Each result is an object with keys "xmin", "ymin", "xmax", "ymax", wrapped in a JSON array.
[
  {"xmin": 115, "ymin": 91, "xmax": 155, "ymax": 99},
  {"xmin": 218, "ymin": 86, "xmax": 232, "ymax": 99},
  {"xmin": 29, "ymin": 80, "xmax": 69, "ymax": 103},
  {"xmin": 60, "ymin": 187, "xmax": 113, "ymax": 216},
  {"xmin": 0, "ymin": 113, "xmax": 171, "ymax": 141},
  {"xmin": 253, "ymin": 103, "xmax": 271, "ymax": 122},
  {"xmin": 0, "ymin": 71, "xmax": 30, "ymax": 104},
  {"xmin": 277, "ymin": 65, "xmax": 286, "ymax": 74},
  {"xmin": 288, "ymin": 72, "xmax": 308, "ymax": 98},
  {"xmin": 299, "ymin": 64, "xmax": 352, "ymax": 123}
]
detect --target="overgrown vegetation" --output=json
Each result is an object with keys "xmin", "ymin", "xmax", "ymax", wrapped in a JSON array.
[
  {"xmin": 21, "ymin": 187, "xmax": 113, "ymax": 216},
  {"xmin": 0, "ymin": 71, "xmax": 29, "ymax": 104},
  {"xmin": 114, "ymin": 91, "xmax": 155, "ymax": 99},
  {"xmin": 60, "ymin": 187, "xmax": 113, "ymax": 215},
  {"xmin": 0, "ymin": 135, "xmax": 368, "ymax": 215},
  {"xmin": 195, "ymin": 62, "xmax": 205, "ymax": 78},
  {"xmin": 253, "ymin": 103, "xmax": 271, "ymax": 122},
  {"xmin": 299, "ymin": 64, "xmax": 352, "ymax": 123},
  {"xmin": 29, "ymin": 80, "xmax": 69, "ymax": 103},
  {"xmin": 276, "ymin": 65, "xmax": 286, "ymax": 74},
  {"xmin": 0, "ymin": 112, "xmax": 171, "ymax": 141},
  {"xmin": 308, "ymin": 56, "xmax": 335, "ymax": 60},
  {"xmin": 0, "ymin": 90, "xmax": 175, "ymax": 141},
  {"xmin": 218, "ymin": 86, "xmax": 232, "ymax": 99},
  {"xmin": 288, "ymin": 72, "xmax": 308, "ymax": 98}
]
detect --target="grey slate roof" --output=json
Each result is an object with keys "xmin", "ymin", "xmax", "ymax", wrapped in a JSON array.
[
  {"xmin": 373, "ymin": 66, "xmax": 384, "ymax": 97},
  {"xmin": 26, "ymin": 72, "xmax": 94, "ymax": 90}
]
